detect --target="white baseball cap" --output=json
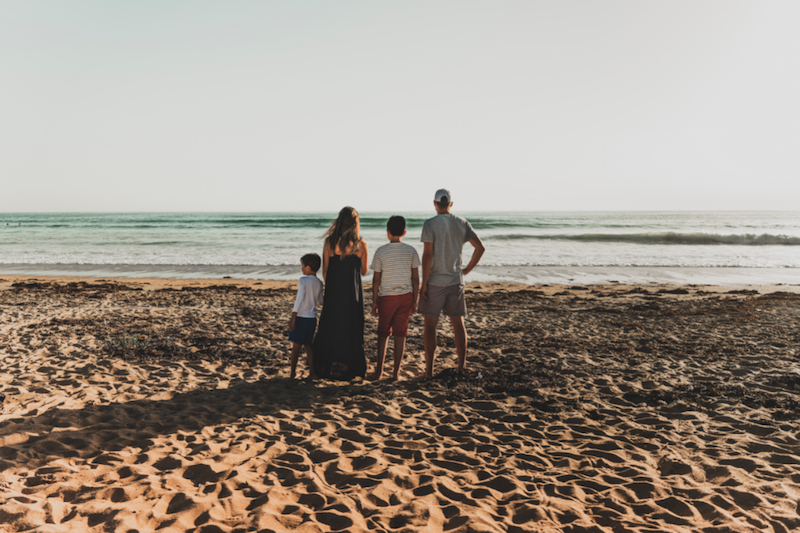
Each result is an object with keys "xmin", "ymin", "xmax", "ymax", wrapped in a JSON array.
[{"xmin": 434, "ymin": 188, "xmax": 451, "ymax": 203}]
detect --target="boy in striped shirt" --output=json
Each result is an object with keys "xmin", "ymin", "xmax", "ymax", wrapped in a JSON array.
[{"xmin": 368, "ymin": 216, "xmax": 421, "ymax": 380}]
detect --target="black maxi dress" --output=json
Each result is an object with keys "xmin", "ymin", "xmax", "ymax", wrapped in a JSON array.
[{"xmin": 312, "ymin": 254, "xmax": 366, "ymax": 379}]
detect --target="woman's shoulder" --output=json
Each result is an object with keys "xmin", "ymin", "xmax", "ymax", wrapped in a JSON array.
[
  {"xmin": 350, "ymin": 239, "xmax": 366, "ymax": 258},
  {"xmin": 336, "ymin": 238, "xmax": 365, "ymax": 256}
]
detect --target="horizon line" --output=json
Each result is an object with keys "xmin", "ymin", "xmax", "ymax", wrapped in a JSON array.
[{"xmin": 1, "ymin": 209, "xmax": 798, "ymax": 215}]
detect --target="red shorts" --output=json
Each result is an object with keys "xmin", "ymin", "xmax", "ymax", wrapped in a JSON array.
[{"xmin": 377, "ymin": 293, "xmax": 414, "ymax": 337}]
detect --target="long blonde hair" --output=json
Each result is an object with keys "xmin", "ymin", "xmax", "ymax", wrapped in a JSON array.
[{"xmin": 324, "ymin": 206, "xmax": 361, "ymax": 257}]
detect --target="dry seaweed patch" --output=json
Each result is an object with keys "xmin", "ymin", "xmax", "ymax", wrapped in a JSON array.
[
  {"xmin": 460, "ymin": 288, "xmax": 800, "ymax": 419},
  {"xmin": 10, "ymin": 280, "xmax": 139, "ymax": 294},
  {"xmin": 2, "ymin": 282, "xmax": 295, "ymax": 369}
]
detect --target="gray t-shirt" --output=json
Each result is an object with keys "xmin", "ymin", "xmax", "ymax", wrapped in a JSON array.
[{"xmin": 420, "ymin": 214, "xmax": 477, "ymax": 287}]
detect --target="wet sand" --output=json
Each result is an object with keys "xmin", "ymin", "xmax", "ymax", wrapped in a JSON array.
[{"xmin": 1, "ymin": 276, "xmax": 799, "ymax": 532}]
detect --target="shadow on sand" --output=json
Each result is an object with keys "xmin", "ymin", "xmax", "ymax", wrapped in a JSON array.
[{"xmin": 0, "ymin": 376, "xmax": 425, "ymax": 472}]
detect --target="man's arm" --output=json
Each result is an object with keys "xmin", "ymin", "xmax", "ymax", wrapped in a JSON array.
[
  {"xmin": 371, "ymin": 271, "xmax": 382, "ymax": 316},
  {"xmin": 461, "ymin": 236, "xmax": 485, "ymax": 276},
  {"xmin": 411, "ymin": 267, "xmax": 420, "ymax": 311},
  {"xmin": 420, "ymin": 242, "xmax": 434, "ymax": 301}
]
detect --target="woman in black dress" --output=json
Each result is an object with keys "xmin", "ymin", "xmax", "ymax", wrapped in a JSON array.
[{"xmin": 312, "ymin": 207, "xmax": 369, "ymax": 379}]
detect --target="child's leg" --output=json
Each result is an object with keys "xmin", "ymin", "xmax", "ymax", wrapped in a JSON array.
[
  {"xmin": 369, "ymin": 334, "xmax": 389, "ymax": 380},
  {"xmin": 390, "ymin": 293, "xmax": 413, "ymax": 380},
  {"xmin": 289, "ymin": 342, "xmax": 302, "ymax": 379},
  {"xmin": 391, "ymin": 335, "xmax": 407, "ymax": 380},
  {"xmin": 304, "ymin": 344, "xmax": 316, "ymax": 379}
]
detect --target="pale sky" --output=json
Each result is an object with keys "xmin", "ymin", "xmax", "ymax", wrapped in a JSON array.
[{"xmin": 1, "ymin": 1, "xmax": 798, "ymax": 212}]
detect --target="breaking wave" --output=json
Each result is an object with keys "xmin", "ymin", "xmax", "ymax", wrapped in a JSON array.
[{"xmin": 490, "ymin": 232, "xmax": 800, "ymax": 245}]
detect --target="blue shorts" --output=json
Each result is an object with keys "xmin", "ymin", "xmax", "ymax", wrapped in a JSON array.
[{"xmin": 288, "ymin": 317, "xmax": 316, "ymax": 345}]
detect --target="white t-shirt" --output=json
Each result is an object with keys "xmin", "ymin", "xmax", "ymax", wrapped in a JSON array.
[
  {"xmin": 292, "ymin": 275, "xmax": 324, "ymax": 318},
  {"xmin": 370, "ymin": 242, "xmax": 421, "ymax": 297}
]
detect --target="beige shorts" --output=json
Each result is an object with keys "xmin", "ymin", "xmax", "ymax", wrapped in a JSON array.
[{"xmin": 418, "ymin": 284, "xmax": 467, "ymax": 318}]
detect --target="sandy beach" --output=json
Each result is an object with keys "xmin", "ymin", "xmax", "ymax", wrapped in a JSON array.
[{"xmin": 1, "ymin": 276, "xmax": 799, "ymax": 532}]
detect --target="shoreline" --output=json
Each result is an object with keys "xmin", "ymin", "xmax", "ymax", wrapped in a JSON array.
[
  {"xmin": 2, "ymin": 263, "xmax": 800, "ymax": 287},
  {"xmin": 3, "ymin": 273, "xmax": 800, "ymax": 296}
]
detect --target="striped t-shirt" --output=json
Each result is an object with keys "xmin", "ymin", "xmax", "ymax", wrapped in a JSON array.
[{"xmin": 370, "ymin": 242, "xmax": 421, "ymax": 297}]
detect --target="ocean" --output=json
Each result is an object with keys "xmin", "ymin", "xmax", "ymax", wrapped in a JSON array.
[{"xmin": 1, "ymin": 212, "xmax": 798, "ymax": 285}]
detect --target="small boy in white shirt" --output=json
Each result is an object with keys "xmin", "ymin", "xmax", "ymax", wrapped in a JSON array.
[{"xmin": 288, "ymin": 253, "xmax": 324, "ymax": 379}]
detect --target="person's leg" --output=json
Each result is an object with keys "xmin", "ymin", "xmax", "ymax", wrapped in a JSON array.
[
  {"xmin": 420, "ymin": 285, "xmax": 447, "ymax": 378},
  {"xmin": 289, "ymin": 342, "xmax": 302, "ymax": 379},
  {"xmin": 423, "ymin": 316, "xmax": 439, "ymax": 378},
  {"xmin": 369, "ymin": 334, "xmax": 390, "ymax": 380},
  {"xmin": 388, "ymin": 293, "xmax": 412, "ymax": 380},
  {"xmin": 304, "ymin": 344, "xmax": 317, "ymax": 379},
  {"xmin": 391, "ymin": 335, "xmax": 406, "ymax": 380},
  {"xmin": 449, "ymin": 315, "xmax": 467, "ymax": 371},
  {"xmin": 441, "ymin": 285, "xmax": 468, "ymax": 372},
  {"xmin": 371, "ymin": 295, "xmax": 398, "ymax": 380}
]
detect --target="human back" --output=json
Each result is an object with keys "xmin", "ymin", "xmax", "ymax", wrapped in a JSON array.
[
  {"xmin": 322, "ymin": 206, "xmax": 368, "ymax": 279},
  {"xmin": 372, "ymin": 241, "xmax": 420, "ymax": 297},
  {"xmin": 421, "ymin": 213, "xmax": 476, "ymax": 287}
]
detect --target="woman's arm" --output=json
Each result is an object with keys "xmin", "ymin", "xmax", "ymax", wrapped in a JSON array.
[
  {"xmin": 322, "ymin": 241, "xmax": 333, "ymax": 281},
  {"xmin": 359, "ymin": 240, "xmax": 369, "ymax": 276}
]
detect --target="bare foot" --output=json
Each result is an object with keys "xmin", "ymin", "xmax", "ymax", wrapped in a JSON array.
[{"xmin": 367, "ymin": 372, "xmax": 382, "ymax": 381}]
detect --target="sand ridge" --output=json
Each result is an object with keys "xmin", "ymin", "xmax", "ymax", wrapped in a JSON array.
[{"xmin": 1, "ymin": 277, "xmax": 799, "ymax": 532}]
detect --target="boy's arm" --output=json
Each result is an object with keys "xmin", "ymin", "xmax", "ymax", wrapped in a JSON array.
[
  {"xmin": 371, "ymin": 271, "xmax": 382, "ymax": 316},
  {"xmin": 411, "ymin": 267, "xmax": 420, "ymax": 311},
  {"xmin": 420, "ymin": 242, "xmax": 433, "ymax": 301},
  {"xmin": 462, "ymin": 236, "xmax": 485, "ymax": 276},
  {"xmin": 289, "ymin": 280, "xmax": 306, "ymax": 330}
]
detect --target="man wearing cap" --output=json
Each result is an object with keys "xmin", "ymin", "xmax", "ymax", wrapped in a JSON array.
[{"xmin": 418, "ymin": 189, "xmax": 485, "ymax": 378}]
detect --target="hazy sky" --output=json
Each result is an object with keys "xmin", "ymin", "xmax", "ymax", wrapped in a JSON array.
[{"xmin": 2, "ymin": 1, "xmax": 798, "ymax": 212}]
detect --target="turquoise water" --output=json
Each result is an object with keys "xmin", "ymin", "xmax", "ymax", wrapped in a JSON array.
[{"xmin": 0, "ymin": 212, "xmax": 798, "ymax": 282}]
